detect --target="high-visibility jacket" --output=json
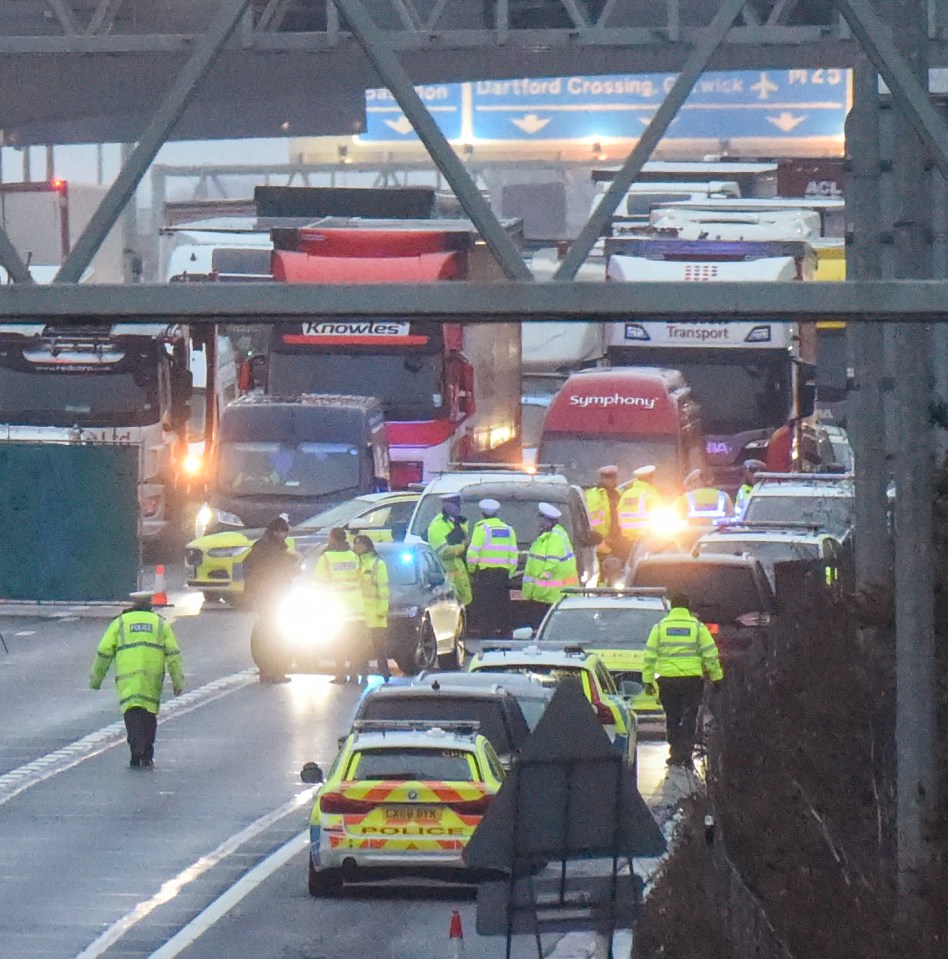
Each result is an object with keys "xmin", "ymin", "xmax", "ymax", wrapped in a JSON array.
[
  {"xmin": 676, "ymin": 487, "xmax": 733, "ymax": 524},
  {"xmin": 467, "ymin": 517, "xmax": 519, "ymax": 575},
  {"xmin": 90, "ymin": 610, "xmax": 184, "ymax": 715},
  {"xmin": 585, "ymin": 487, "xmax": 614, "ymax": 552},
  {"xmin": 734, "ymin": 484, "xmax": 753, "ymax": 519},
  {"xmin": 617, "ymin": 480, "xmax": 662, "ymax": 537},
  {"xmin": 358, "ymin": 552, "xmax": 390, "ymax": 628},
  {"xmin": 523, "ymin": 523, "xmax": 579, "ymax": 605},
  {"xmin": 427, "ymin": 513, "xmax": 472, "ymax": 606},
  {"xmin": 312, "ymin": 546, "xmax": 365, "ymax": 618},
  {"xmin": 643, "ymin": 607, "xmax": 723, "ymax": 684}
]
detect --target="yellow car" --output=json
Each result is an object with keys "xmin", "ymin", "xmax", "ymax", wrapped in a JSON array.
[
  {"xmin": 467, "ymin": 644, "xmax": 638, "ymax": 769},
  {"xmin": 515, "ymin": 588, "xmax": 669, "ymax": 727},
  {"xmin": 300, "ymin": 720, "xmax": 504, "ymax": 895},
  {"xmin": 184, "ymin": 490, "xmax": 419, "ymax": 603}
]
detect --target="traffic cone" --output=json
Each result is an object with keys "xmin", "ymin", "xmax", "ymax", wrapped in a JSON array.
[
  {"xmin": 153, "ymin": 565, "xmax": 168, "ymax": 606},
  {"xmin": 449, "ymin": 910, "xmax": 464, "ymax": 959}
]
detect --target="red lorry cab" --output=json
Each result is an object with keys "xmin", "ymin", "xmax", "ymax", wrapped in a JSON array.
[{"xmin": 537, "ymin": 367, "xmax": 705, "ymax": 494}]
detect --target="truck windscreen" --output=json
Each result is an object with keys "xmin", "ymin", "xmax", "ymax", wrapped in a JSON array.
[
  {"xmin": 267, "ymin": 322, "xmax": 446, "ymax": 421},
  {"xmin": 217, "ymin": 442, "xmax": 360, "ymax": 498},
  {"xmin": 619, "ymin": 347, "xmax": 789, "ymax": 435},
  {"xmin": 0, "ymin": 347, "xmax": 160, "ymax": 427},
  {"xmin": 538, "ymin": 435, "xmax": 679, "ymax": 491}
]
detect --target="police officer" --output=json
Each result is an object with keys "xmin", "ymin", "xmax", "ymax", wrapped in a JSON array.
[
  {"xmin": 426, "ymin": 494, "xmax": 472, "ymax": 607},
  {"xmin": 734, "ymin": 460, "xmax": 766, "ymax": 520},
  {"xmin": 467, "ymin": 498, "xmax": 518, "ymax": 637},
  {"xmin": 522, "ymin": 503, "xmax": 579, "ymax": 625},
  {"xmin": 90, "ymin": 591, "xmax": 185, "ymax": 768},
  {"xmin": 313, "ymin": 528, "xmax": 366, "ymax": 684},
  {"xmin": 676, "ymin": 469, "xmax": 733, "ymax": 525},
  {"xmin": 617, "ymin": 465, "xmax": 662, "ymax": 545},
  {"xmin": 585, "ymin": 465, "xmax": 626, "ymax": 562},
  {"xmin": 642, "ymin": 591, "xmax": 723, "ymax": 768},
  {"xmin": 244, "ymin": 515, "xmax": 300, "ymax": 684},
  {"xmin": 352, "ymin": 534, "xmax": 390, "ymax": 681}
]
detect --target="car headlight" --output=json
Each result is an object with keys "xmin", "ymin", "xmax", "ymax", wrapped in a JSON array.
[
  {"xmin": 648, "ymin": 507, "xmax": 686, "ymax": 538},
  {"xmin": 216, "ymin": 509, "xmax": 244, "ymax": 528},
  {"xmin": 275, "ymin": 586, "xmax": 351, "ymax": 644},
  {"xmin": 207, "ymin": 545, "xmax": 250, "ymax": 558}
]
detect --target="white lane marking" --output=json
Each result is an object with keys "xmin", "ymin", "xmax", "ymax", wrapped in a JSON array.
[
  {"xmin": 0, "ymin": 669, "xmax": 258, "ymax": 807},
  {"xmin": 147, "ymin": 831, "xmax": 308, "ymax": 959},
  {"xmin": 71, "ymin": 794, "xmax": 311, "ymax": 959},
  {"xmin": 14, "ymin": 630, "xmax": 35, "ymax": 636}
]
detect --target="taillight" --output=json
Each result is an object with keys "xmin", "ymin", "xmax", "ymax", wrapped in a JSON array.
[
  {"xmin": 706, "ymin": 622, "xmax": 720, "ymax": 635},
  {"xmin": 736, "ymin": 612, "xmax": 772, "ymax": 627},
  {"xmin": 594, "ymin": 702, "xmax": 614, "ymax": 725},
  {"xmin": 449, "ymin": 795, "xmax": 492, "ymax": 816},
  {"xmin": 318, "ymin": 792, "xmax": 371, "ymax": 815}
]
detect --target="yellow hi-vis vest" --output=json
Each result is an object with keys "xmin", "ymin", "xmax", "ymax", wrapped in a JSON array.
[
  {"xmin": 358, "ymin": 552, "xmax": 390, "ymax": 628},
  {"xmin": 617, "ymin": 480, "xmax": 662, "ymax": 536},
  {"xmin": 90, "ymin": 610, "xmax": 185, "ymax": 715},
  {"xmin": 585, "ymin": 487, "xmax": 613, "ymax": 549},
  {"xmin": 467, "ymin": 517, "xmax": 519, "ymax": 575},
  {"xmin": 523, "ymin": 523, "xmax": 579, "ymax": 604},
  {"xmin": 313, "ymin": 547, "xmax": 365, "ymax": 618},
  {"xmin": 734, "ymin": 484, "xmax": 752, "ymax": 519},
  {"xmin": 642, "ymin": 607, "xmax": 723, "ymax": 684},
  {"xmin": 427, "ymin": 513, "xmax": 473, "ymax": 606},
  {"xmin": 677, "ymin": 487, "xmax": 733, "ymax": 524}
]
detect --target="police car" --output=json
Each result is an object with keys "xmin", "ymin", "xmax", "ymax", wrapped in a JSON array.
[
  {"xmin": 741, "ymin": 473, "xmax": 855, "ymax": 542},
  {"xmin": 467, "ymin": 644, "xmax": 638, "ymax": 769},
  {"xmin": 300, "ymin": 720, "xmax": 504, "ymax": 895},
  {"xmin": 518, "ymin": 588, "xmax": 669, "ymax": 725}
]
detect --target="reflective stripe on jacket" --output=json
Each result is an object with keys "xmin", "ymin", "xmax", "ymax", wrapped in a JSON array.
[
  {"xmin": 642, "ymin": 607, "xmax": 723, "ymax": 684},
  {"xmin": 467, "ymin": 517, "xmax": 519, "ymax": 575},
  {"xmin": 358, "ymin": 553, "xmax": 390, "ymax": 628},
  {"xmin": 617, "ymin": 480, "xmax": 662, "ymax": 535},
  {"xmin": 522, "ymin": 524, "xmax": 579, "ymax": 604},
  {"xmin": 90, "ymin": 610, "xmax": 184, "ymax": 715},
  {"xmin": 312, "ymin": 547, "xmax": 365, "ymax": 618},
  {"xmin": 427, "ymin": 514, "xmax": 473, "ymax": 606}
]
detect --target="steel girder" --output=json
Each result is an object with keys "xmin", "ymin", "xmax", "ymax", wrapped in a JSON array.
[{"xmin": 0, "ymin": 280, "xmax": 946, "ymax": 321}]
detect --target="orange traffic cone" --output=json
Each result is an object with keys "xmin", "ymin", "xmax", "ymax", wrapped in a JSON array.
[
  {"xmin": 153, "ymin": 565, "xmax": 168, "ymax": 606},
  {"xmin": 449, "ymin": 910, "xmax": 464, "ymax": 959}
]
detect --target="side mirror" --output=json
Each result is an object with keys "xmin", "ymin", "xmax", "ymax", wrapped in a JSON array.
[
  {"xmin": 300, "ymin": 762, "xmax": 324, "ymax": 784},
  {"xmin": 512, "ymin": 627, "xmax": 534, "ymax": 641},
  {"xmin": 429, "ymin": 570, "xmax": 446, "ymax": 586},
  {"xmin": 621, "ymin": 680, "xmax": 644, "ymax": 699}
]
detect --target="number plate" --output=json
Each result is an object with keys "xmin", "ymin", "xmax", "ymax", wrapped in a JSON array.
[
  {"xmin": 509, "ymin": 589, "xmax": 523, "ymax": 600},
  {"xmin": 383, "ymin": 805, "xmax": 441, "ymax": 822}
]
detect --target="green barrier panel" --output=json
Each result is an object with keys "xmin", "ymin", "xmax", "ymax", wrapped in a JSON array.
[{"xmin": 0, "ymin": 443, "xmax": 140, "ymax": 602}]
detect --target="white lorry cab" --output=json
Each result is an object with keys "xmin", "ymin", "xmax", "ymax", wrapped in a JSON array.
[{"xmin": 0, "ymin": 323, "xmax": 193, "ymax": 546}]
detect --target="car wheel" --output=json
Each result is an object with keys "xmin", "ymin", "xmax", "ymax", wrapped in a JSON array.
[
  {"xmin": 250, "ymin": 624, "xmax": 288, "ymax": 682},
  {"xmin": 201, "ymin": 591, "xmax": 222, "ymax": 605},
  {"xmin": 438, "ymin": 614, "xmax": 466, "ymax": 669},
  {"xmin": 395, "ymin": 621, "xmax": 438, "ymax": 675},
  {"xmin": 308, "ymin": 861, "xmax": 342, "ymax": 897}
]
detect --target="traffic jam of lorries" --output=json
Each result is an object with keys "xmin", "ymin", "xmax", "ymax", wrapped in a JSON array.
[{"xmin": 7, "ymin": 181, "xmax": 853, "ymax": 894}]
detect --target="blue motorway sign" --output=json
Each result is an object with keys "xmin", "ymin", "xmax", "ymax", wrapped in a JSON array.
[
  {"xmin": 361, "ymin": 83, "xmax": 464, "ymax": 141},
  {"xmin": 470, "ymin": 69, "xmax": 848, "ymax": 141}
]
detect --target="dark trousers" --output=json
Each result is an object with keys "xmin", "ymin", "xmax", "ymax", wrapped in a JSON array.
[
  {"xmin": 657, "ymin": 676, "xmax": 705, "ymax": 764},
  {"xmin": 469, "ymin": 568, "xmax": 513, "ymax": 637},
  {"xmin": 124, "ymin": 706, "xmax": 158, "ymax": 764},
  {"xmin": 366, "ymin": 626, "xmax": 390, "ymax": 679}
]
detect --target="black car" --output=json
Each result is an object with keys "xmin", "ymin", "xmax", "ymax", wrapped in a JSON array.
[
  {"xmin": 628, "ymin": 552, "xmax": 777, "ymax": 663},
  {"xmin": 353, "ymin": 678, "xmax": 532, "ymax": 769},
  {"xmin": 255, "ymin": 542, "xmax": 465, "ymax": 678}
]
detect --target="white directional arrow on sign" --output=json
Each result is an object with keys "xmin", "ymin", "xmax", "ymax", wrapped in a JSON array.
[
  {"xmin": 510, "ymin": 113, "xmax": 552, "ymax": 135},
  {"xmin": 767, "ymin": 112, "xmax": 807, "ymax": 132},
  {"xmin": 384, "ymin": 116, "xmax": 415, "ymax": 135}
]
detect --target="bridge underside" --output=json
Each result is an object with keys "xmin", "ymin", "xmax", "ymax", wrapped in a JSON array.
[{"xmin": 3, "ymin": 0, "xmax": 948, "ymax": 145}]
